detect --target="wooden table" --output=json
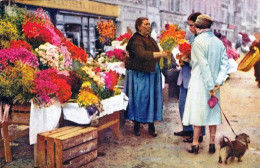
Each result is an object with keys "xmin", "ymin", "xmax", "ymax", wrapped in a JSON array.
[
  {"xmin": 1, "ymin": 102, "xmax": 120, "ymax": 165},
  {"xmin": 0, "ymin": 104, "xmax": 30, "ymax": 162}
]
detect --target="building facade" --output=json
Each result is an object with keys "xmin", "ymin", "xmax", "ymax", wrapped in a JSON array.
[{"xmin": 9, "ymin": 0, "xmax": 260, "ymax": 54}]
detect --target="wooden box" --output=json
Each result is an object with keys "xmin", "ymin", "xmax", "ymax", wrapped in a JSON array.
[{"xmin": 37, "ymin": 126, "xmax": 98, "ymax": 168}]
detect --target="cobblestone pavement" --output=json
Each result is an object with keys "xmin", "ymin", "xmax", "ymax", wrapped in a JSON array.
[{"xmin": 1, "ymin": 57, "xmax": 260, "ymax": 168}]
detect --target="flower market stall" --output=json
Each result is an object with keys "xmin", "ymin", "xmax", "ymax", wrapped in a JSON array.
[{"xmin": 0, "ymin": 6, "xmax": 128, "ymax": 164}]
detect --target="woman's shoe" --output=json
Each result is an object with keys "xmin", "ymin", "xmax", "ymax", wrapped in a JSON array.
[
  {"xmin": 134, "ymin": 121, "xmax": 141, "ymax": 136},
  {"xmin": 148, "ymin": 123, "xmax": 157, "ymax": 137},
  {"xmin": 187, "ymin": 145, "xmax": 199, "ymax": 154},
  {"xmin": 208, "ymin": 144, "xmax": 216, "ymax": 154}
]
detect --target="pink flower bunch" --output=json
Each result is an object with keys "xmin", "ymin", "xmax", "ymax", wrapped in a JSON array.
[
  {"xmin": 60, "ymin": 45, "xmax": 72, "ymax": 69},
  {"xmin": 33, "ymin": 68, "xmax": 72, "ymax": 104},
  {"xmin": 35, "ymin": 43, "xmax": 71, "ymax": 70},
  {"xmin": 0, "ymin": 47, "xmax": 39, "ymax": 71},
  {"xmin": 34, "ymin": 8, "xmax": 54, "ymax": 27},
  {"xmin": 105, "ymin": 49, "xmax": 126, "ymax": 61},
  {"xmin": 104, "ymin": 70, "xmax": 119, "ymax": 90}
]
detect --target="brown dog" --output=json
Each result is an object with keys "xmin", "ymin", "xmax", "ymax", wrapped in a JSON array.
[{"xmin": 219, "ymin": 133, "xmax": 250, "ymax": 164}]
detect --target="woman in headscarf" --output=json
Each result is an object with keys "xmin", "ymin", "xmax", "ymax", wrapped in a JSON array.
[
  {"xmin": 124, "ymin": 17, "xmax": 170, "ymax": 137},
  {"xmin": 182, "ymin": 14, "xmax": 229, "ymax": 154}
]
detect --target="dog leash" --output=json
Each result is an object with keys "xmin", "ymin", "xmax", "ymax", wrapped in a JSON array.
[{"xmin": 217, "ymin": 103, "xmax": 237, "ymax": 136}]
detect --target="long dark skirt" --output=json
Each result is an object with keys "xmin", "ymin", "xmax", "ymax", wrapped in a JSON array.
[{"xmin": 124, "ymin": 63, "xmax": 163, "ymax": 123}]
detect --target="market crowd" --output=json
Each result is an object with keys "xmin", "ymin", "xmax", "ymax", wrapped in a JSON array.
[{"xmin": 124, "ymin": 12, "xmax": 260, "ymax": 155}]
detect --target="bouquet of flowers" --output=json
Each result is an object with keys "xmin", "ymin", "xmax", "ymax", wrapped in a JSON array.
[
  {"xmin": 35, "ymin": 42, "xmax": 72, "ymax": 70},
  {"xmin": 0, "ymin": 61, "xmax": 38, "ymax": 104},
  {"xmin": 158, "ymin": 24, "xmax": 186, "ymax": 68},
  {"xmin": 65, "ymin": 40, "xmax": 88, "ymax": 63},
  {"xmin": 97, "ymin": 18, "xmax": 116, "ymax": 46},
  {"xmin": 0, "ymin": 47, "xmax": 39, "ymax": 72},
  {"xmin": 33, "ymin": 68, "xmax": 72, "ymax": 106},
  {"xmin": 105, "ymin": 48, "xmax": 127, "ymax": 62},
  {"xmin": 116, "ymin": 33, "xmax": 132, "ymax": 45},
  {"xmin": 177, "ymin": 42, "xmax": 191, "ymax": 66},
  {"xmin": 0, "ymin": 19, "xmax": 20, "ymax": 49}
]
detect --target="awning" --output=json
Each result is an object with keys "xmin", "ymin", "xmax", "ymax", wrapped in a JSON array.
[{"xmin": 15, "ymin": 0, "xmax": 120, "ymax": 17}]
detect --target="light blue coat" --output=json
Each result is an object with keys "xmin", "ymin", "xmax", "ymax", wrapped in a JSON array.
[{"xmin": 182, "ymin": 31, "xmax": 229, "ymax": 126}]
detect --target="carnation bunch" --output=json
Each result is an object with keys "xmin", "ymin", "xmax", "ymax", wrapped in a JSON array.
[
  {"xmin": 33, "ymin": 68, "xmax": 72, "ymax": 105},
  {"xmin": 10, "ymin": 40, "xmax": 32, "ymax": 51},
  {"xmin": 105, "ymin": 49, "xmax": 126, "ymax": 62},
  {"xmin": 178, "ymin": 42, "xmax": 191, "ymax": 56},
  {"xmin": 0, "ymin": 47, "xmax": 39, "ymax": 72},
  {"xmin": 104, "ymin": 70, "xmax": 119, "ymax": 90},
  {"xmin": 22, "ymin": 21, "xmax": 61, "ymax": 47},
  {"xmin": 116, "ymin": 33, "xmax": 132, "ymax": 45},
  {"xmin": 65, "ymin": 40, "xmax": 88, "ymax": 63},
  {"xmin": 177, "ymin": 42, "xmax": 191, "ymax": 66},
  {"xmin": 35, "ymin": 42, "xmax": 72, "ymax": 70}
]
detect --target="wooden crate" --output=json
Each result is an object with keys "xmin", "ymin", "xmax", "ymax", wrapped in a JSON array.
[
  {"xmin": 37, "ymin": 126, "xmax": 98, "ymax": 168},
  {"xmin": 97, "ymin": 111, "xmax": 120, "ymax": 140}
]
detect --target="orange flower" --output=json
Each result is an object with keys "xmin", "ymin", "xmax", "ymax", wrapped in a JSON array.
[{"xmin": 97, "ymin": 18, "xmax": 116, "ymax": 45}]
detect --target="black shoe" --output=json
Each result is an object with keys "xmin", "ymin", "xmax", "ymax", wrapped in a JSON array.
[
  {"xmin": 149, "ymin": 131, "xmax": 158, "ymax": 137},
  {"xmin": 183, "ymin": 136, "xmax": 203, "ymax": 143},
  {"xmin": 174, "ymin": 131, "xmax": 193, "ymax": 137},
  {"xmin": 134, "ymin": 121, "xmax": 140, "ymax": 136},
  {"xmin": 187, "ymin": 145, "xmax": 199, "ymax": 154},
  {"xmin": 208, "ymin": 144, "xmax": 216, "ymax": 154},
  {"xmin": 148, "ymin": 123, "xmax": 157, "ymax": 137}
]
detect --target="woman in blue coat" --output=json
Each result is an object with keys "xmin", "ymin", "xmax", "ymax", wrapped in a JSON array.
[{"xmin": 182, "ymin": 14, "xmax": 229, "ymax": 154}]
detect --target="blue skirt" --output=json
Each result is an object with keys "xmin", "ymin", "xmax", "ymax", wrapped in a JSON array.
[{"xmin": 124, "ymin": 63, "xmax": 163, "ymax": 123}]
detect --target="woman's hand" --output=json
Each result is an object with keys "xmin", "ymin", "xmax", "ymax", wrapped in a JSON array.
[
  {"xmin": 209, "ymin": 85, "xmax": 220, "ymax": 96},
  {"xmin": 153, "ymin": 51, "xmax": 171, "ymax": 59}
]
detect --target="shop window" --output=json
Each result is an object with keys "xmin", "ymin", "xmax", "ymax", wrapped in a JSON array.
[{"xmin": 65, "ymin": 24, "xmax": 82, "ymax": 47}]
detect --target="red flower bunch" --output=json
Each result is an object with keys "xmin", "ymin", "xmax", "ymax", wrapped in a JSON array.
[
  {"xmin": 179, "ymin": 42, "xmax": 191, "ymax": 56},
  {"xmin": 10, "ymin": 40, "xmax": 32, "ymax": 51},
  {"xmin": 0, "ymin": 47, "xmax": 39, "ymax": 72},
  {"xmin": 65, "ymin": 40, "xmax": 88, "ymax": 63},
  {"xmin": 116, "ymin": 33, "xmax": 132, "ymax": 41},
  {"xmin": 104, "ymin": 70, "xmax": 119, "ymax": 90},
  {"xmin": 33, "ymin": 68, "xmax": 72, "ymax": 104},
  {"xmin": 24, "ymin": 8, "xmax": 54, "ymax": 28},
  {"xmin": 58, "ymin": 71, "xmax": 80, "ymax": 93},
  {"xmin": 22, "ymin": 21, "xmax": 61, "ymax": 46},
  {"xmin": 105, "ymin": 49, "xmax": 126, "ymax": 61}
]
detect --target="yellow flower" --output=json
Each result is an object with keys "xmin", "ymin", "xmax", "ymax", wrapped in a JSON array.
[
  {"xmin": 81, "ymin": 81, "xmax": 92, "ymax": 88},
  {"xmin": 77, "ymin": 88, "xmax": 100, "ymax": 107}
]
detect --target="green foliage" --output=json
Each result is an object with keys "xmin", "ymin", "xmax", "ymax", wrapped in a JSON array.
[{"xmin": 91, "ymin": 83, "xmax": 113, "ymax": 100}]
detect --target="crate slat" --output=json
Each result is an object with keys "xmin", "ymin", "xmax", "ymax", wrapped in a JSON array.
[
  {"xmin": 63, "ymin": 150, "xmax": 97, "ymax": 168},
  {"xmin": 62, "ymin": 139, "xmax": 97, "ymax": 162}
]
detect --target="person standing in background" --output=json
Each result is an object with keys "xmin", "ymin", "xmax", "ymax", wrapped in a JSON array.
[
  {"xmin": 174, "ymin": 12, "xmax": 206, "ymax": 143},
  {"xmin": 182, "ymin": 14, "xmax": 229, "ymax": 154},
  {"xmin": 124, "ymin": 17, "xmax": 170, "ymax": 137}
]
